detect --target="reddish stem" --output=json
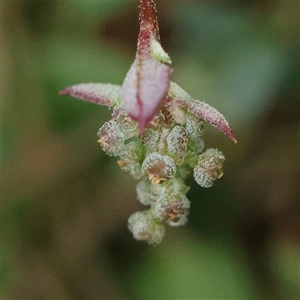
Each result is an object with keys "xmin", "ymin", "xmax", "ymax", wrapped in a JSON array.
[
  {"xmin": 137, "ymin": 0, "xmax": 160, "ymax": 58},
  {"xmin": 139, "ymin": 0, "xmax": 159, "ymax": 40}
]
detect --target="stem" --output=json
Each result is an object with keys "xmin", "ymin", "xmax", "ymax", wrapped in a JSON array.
[
  {"xmin": 138, "ymin": 0, "xmax": 159, "ymax": 40},
  {"xmin": 137, "ymin": 0, "xmax": 160, "ymax": 58}
]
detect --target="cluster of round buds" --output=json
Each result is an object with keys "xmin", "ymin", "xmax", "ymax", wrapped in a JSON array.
[
  {"xmin": 193, "ymin": 148, "xmax": 225, "ymax": 188},
  {"xmin": 96, "ymin": 105, "xmax": 227, "ymax": 244},
  {"xmin": 133, "ymin": 177, "xmax": 190, "ymax": 243},
  {"xmin": 94, "ymin": 91, "xmax": 227, "ymax": 244}
]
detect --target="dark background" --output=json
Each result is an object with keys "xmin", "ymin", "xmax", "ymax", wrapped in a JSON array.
[{"xmin": 2, "ymin": 1, "xmax": 299, "ymax": 299}]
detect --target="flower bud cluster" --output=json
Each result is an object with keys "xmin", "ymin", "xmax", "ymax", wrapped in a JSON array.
[
  {"xmin": 60, "ymin": 0, "xmax": 236, "ymax": 245},
  {"xmin": 95, "ymin": 97, "xmax": 226, "ymax": 244}
]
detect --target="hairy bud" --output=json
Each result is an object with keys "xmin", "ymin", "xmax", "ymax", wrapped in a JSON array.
[
  {"xmin": 117, "ymin": 112, "xmax": 139, "ymax": 139},
  {"xmin": 117, "ymin": 141, "xmax": 144, "ymax": 179},
  {"xmin": 97, "ymin": 120, "xmax": 124, "ymax": 156},
  {"xmin": 185, "ymin": 113, "xmax": 205, "ymax": 138},
  {"xmin": 128, "ymin": 211, "xmax": 165, "ymax": 245},
  {"xmin": 193, "ymin": 148, "xmax": 225, "ymax": 188},
  {"xmin": 166, "ymin": 125, "xmax": 188, "ymax": 155},
  {"xmin": 153, "ymin": 193, "xmax": 190, "ymax": 221},
  {"xmin": 136, "ymin": 179, "xmax": 157, "ymax": 206},
  {"xmin": 142, "ymin": 152, "xmax": 176, "ymax": 183},
  {"xmin": 142, "ymin": 127, "xmax": 161, "ymax": 150}
]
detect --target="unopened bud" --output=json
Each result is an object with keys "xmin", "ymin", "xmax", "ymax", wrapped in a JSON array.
[
  {"xmin": 186, "ymin": 113, "xmax": 205, "ymax": 138},
  {"xmin": 153, "ymin": 193, "xmax": 190, "ymax": 221},
  {"xmin": 166, "ymin": 125, "xmax": 188, "ymax": 155},
  {"xmin": 186, "ymin": 136, "xmax": 205, "ymax": 166},
  {"xmin": 117, "ymin": 141, "xmax": 144, "ymax": 179},
  {"xmin": 198, "ymin": 148, "xmax": 225, "ymax": 170},
  {"xmin": 170, "ymin": 104, "xmax": 186, "ymax": 125},
  {"xmin": 142, "ymin": 128, "xmax": 161, "ymax": 150},
  {"xmin": 142, "ymin": 153, "xmax": 176, "ymax": 183},
  {"xmin": 193, "ymin": 148, "xmax": 225, "ymax": 188},
  {"xmin": 187, "ymin": 136, "xmax": 204, "ymax": 154},
  {"xmin": 193, "ymin": 167, "xmax": 215, "ymax": 188},
  {"xmin": 128, "ymin": 211, "xmax": 165, "ymax": 245},
  {"xmin": 136, "ymin": 180, "xmax": 156, "ymax": 206},
  {"xmin": 117, "ymin": 112, "xmax": 139, "ymax": 139},
  {"xmin": 97, "ymin": 120, "xmax": 124, "ymax": 156}
]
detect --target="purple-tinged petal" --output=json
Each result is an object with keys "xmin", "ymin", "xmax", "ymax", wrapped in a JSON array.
[
  {"xmin": 122, "ymin": 0, "xmax": 172, "ymax": 131},
  {"xmin": 60, "ymin": 83, "xmax": 121, "ymax": 109},
  {"xmin": 122, "ymin": 58, "xmax": 172, "ymax": 132},
  {"xmin": 175, "ymin": 98, "xmax": 237, "ymax": 143}
]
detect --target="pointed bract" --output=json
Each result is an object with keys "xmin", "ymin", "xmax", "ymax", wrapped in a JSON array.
[
  {"xmin": 122, "ymin": 59, "xmax": 172, "ymax": 132},
  {"xmin": 175, "ymin": 98, "xmax": 237, "ymax": 143},
  {"xmin": 60, "ymin": 83, "xmax": 122, "ymax": 108}
]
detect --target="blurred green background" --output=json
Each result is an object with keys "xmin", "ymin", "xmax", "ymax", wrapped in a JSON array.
[{"xmin": 2, "ymin": 1, "xmax": 299, "ymax": 299}]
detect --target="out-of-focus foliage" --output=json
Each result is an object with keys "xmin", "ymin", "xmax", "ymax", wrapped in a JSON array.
[
  {"xmin": 128, "ymin": 235, "xmax": 254, "ymax": 299},
  {"xmin": 2, "ymin": 1, "xmax": 299, "ymax": 299}
]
